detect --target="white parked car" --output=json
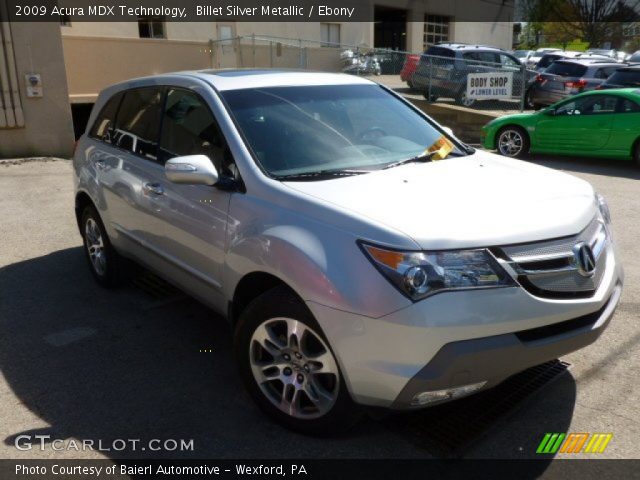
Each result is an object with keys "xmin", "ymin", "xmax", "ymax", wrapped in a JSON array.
[{"xmin": 73, "ymin": 70, "xmax": 623, "ymax": 434}]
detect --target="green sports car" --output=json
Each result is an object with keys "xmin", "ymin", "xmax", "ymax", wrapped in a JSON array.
[{"xmin": 481, "ymin": 88, "xmax": 640, "ymax": 164}]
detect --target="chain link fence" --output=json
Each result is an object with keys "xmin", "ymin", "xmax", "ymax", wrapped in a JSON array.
[{"xmin": 210, "ymin": 35, "xmax": 531, "ymax": 112}]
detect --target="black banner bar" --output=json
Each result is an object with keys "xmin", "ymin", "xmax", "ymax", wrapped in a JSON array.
[{"xmin": 1, "ymin": 459, "xmax": 640, "ymax": 480}]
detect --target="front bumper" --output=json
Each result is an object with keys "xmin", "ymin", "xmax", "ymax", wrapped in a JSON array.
[{"xmin": 306, "ymin": 242, "xmax": 622, "ymax": 409}]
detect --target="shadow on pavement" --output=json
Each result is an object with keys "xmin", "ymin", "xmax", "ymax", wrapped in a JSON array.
[{"xmin": 0, "ymin": 247, "xmax": 575, "ymax": 466}]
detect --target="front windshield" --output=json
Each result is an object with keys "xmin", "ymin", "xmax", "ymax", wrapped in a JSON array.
[{"xmin": 221, "ymin": 84, "xmax": 465, "ymax": 178}]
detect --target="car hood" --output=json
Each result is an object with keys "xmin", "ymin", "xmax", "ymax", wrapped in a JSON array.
[
  {"xmin": 283, "ymin": 151, "xmax": 596, "ymax": 250},
  {"xmin": 485, "ymin": 113, "xmax": 534, "ymax": 128}
]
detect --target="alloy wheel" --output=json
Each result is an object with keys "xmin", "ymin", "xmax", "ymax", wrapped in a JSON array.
[
  {"xmin": 85, "ymin": 217, "xmax": 106, "ymax": 276},
  {"xmin": 498, "ymin": 129, "xmax": 524, "ymax": 157},
  {"xmin": 249, "ymin": 317, "xmax": 339, "ymax": 420}
]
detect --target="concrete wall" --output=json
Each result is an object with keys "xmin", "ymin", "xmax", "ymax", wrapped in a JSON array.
[
  {"xmin": 0, "ymin": 22, "xmax": 74, "ymax": 158},
  {"xmin": 62, "ymin": 36, "xmax": 214, "ymax": 103}
]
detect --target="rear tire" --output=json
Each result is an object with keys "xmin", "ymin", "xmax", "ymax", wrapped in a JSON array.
[
  {"xmin": 496, "ymin": 126, "xmax": 530, "ymax": 158},
  {"xmin": 81, "ymin": 205, "xmax": 122, "ymax": 288},
  {"xmin": 633, "ymin": 141, "xmax": 640, "ymax": 167},
  {"xmin": 234, "ymin": 286, "xmax": 361, "ymax": 435}
]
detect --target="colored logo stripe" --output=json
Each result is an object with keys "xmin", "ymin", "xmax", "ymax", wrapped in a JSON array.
[
  {"xmin": 584, "ymin": 433, "xmax": 613, "ymax": 454},
  {"xmin": 560, "ymin": 433, "xmax": 589, "ymax": 453},
  {"xmin": 536, "ymin": 433, "xmax": 565, "ymax": 454},
  {"xmin": 537, "ymin": 433, "xmax": 613, "ymax": 454}
]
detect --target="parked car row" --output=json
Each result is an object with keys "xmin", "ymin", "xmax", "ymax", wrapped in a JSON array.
[{"xmin": 400, "ymin": 42, "xmax": 640, "ymax": 110}]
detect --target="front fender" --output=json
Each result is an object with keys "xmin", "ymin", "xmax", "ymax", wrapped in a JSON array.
[{"xmin": 223, "ymin": 199, "xmax": 411, "ymax": 319}]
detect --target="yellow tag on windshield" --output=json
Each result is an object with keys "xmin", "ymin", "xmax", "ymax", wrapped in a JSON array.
[{"xmin": 426, "ymin": 135, "xmax": 454, "ymax": 161}]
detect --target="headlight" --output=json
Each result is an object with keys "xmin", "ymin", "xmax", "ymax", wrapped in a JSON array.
[
  {"xmin": 595, "ymin": 192, "xmax": 611, "ymax": 224},
  {"xmin": 360, "ymin": 243, "xmax": 516, "ymax": 301}
]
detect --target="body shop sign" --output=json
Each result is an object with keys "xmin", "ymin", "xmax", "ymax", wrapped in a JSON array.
[{"xmin": 467, "ymin": 72, "xmax": 513, "ymax": 99}]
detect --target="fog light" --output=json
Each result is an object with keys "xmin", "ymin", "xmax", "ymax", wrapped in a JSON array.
[{"xmin": 411, "ymin": 381, "xmax": 487, "ymax": 406}]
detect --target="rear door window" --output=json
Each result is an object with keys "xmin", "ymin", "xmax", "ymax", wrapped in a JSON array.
[
  {"xmin": 89, "ymin": 92, "xmax": 123, "ymax": 143},
  {"xmin": 608, "ymin": 70, "xmax": 640, "ymax": 87},
  {"xmin": 545, "ymin": 62, "xmax": 588, "ymax": 77},
  {"xmin": 113, "ymin": 87, "xmax": 164, "ymax": 161}
]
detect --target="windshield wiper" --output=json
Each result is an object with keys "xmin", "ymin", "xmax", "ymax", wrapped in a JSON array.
[
  {"xmin": 276, "ymin": 168, "xmax": 368, "ymax": 181},
  {"xmin": 383, "ymin": 150, "xmax": 438, "ymax": 170}
]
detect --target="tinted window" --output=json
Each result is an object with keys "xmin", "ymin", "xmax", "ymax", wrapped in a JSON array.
[
  {"xmin": 606, "ymin": 70, "xmax": 640, "ymax": 87},
  {"xmin": 555, "ymin": 95, "xmax": 617, "ymax": 116},
  {"xmin": 89, "ymin": 92, "xmax": 123, "ymax": 143},
  {"xmin": 594, "ymin": 67, "xmax": 617, "ymax": 79},
  {"xmin": 463, "ymin": 51, "xmax": 499, "ymax": 65},
  {"xmin": 537, "ymin": 54, "xmax": 561, "ymax": 69},
  {"xmin": 500, "ymin": 54, "xmax": 521, "ymax": 68},
  {"xmin": 159, "ymin": 88, "xmax": 225, "ymax": 167},
  {"xmin": 546, "ymin": 62, "xmax": 587, "ymax": 77},
  {"xmin": 630, "ymin": 52, "xmax": 640, "ymax": 62},
  {"xmin": 620, "ymin": 98, "xmax": 640, "ymax": 113},
  {"xmin": 425, "ymin": 46, "xmax": 455, "ymax": 58},
  {"xmin": 114, "ymin": 87, "xmax": 163, "ymax": 160}
]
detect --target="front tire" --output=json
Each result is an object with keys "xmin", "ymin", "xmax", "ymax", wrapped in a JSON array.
[
  {"xmin": 81, "ymin": 205, "xmax": 122, "ymax": 288},
  {"xmin": 455, "ymin": 89, "xmax": 476, "ymax": 107},
  {"xmin": 496, "ymin": 126, "xmax": 530, "ymax": 158},
  {"xmin": 234, "ymin": 286, "xmax": 360, "ymax": 435}
]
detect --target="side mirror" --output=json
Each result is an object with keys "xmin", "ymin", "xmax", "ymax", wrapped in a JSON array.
[
  {"xmin": 165, "ymin": 155, "xmax": 219, "ymax": 186},
  {"xmin": 544, "ymin": 108, "xmax": 556, "ymax": 116},
  {"xmin": 442, "ymin": 126, "xmax": 454, "ymax": 136}
]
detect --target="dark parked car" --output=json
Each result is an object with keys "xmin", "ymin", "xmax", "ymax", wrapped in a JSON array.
[
  {"xmin": 535, "ymin": 51, "xmax": 612, "ymax": 72},
  {"xmin": 527, "ymin": 59, "xmax": 621, "ymax": 108},
  {"xmin": 410, "ymin": 43, "xmax": 535, "ymax": 107},
  {"xmin": 597, "ymin": 66, "xmax": 640, "ymax": 89}
]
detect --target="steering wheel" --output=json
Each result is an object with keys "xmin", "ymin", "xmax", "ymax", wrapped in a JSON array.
[{"xmin": 358, "ymin": 126, "xmax": 388, "ymax": 142}]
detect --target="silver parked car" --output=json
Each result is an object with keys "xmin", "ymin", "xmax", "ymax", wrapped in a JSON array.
[{"xmin": 74, "ymin": 70, "xmax": 623, "ymax": 434}]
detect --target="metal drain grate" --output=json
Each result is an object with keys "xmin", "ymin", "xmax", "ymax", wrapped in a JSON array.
[{"xmin": 381, "ymin": 359, "xmax": 570, "ymax": 457}]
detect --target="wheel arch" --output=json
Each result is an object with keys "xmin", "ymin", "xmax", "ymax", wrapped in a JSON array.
[
  {"xmin": 631, "ymin": 136, "xmax": 640, "ymax": 159},
  {"xmin": 229, "ymin": 271, "xmax": 304, "ymax": 329},
  {"xmin": 75, "ymin": 190, "xmax": 96, "ymax": 233}
]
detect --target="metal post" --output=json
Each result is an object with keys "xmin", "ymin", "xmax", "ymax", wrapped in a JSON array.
[
  {"xmin": 520, "ymin": 65, "xmax": 526, "ymax": 112},
  {"xmin": 298, "ymin": 39, "xmax": 303, "ymax": 68},
  {"xmin": 428, "ymin": 57, "xmax": 433, "ymax": 101},
  {"xmin": 252, "ymin": 33, "xmax": 256, "ymax": 67},
  {"xmin": 270, "ymin": 41, "xmax": 273, "ymax": 68}
]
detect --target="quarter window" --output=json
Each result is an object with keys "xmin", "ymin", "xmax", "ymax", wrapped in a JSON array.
[
  {"xmin": 159, "ymin": 89, "xmax": 225, "ymax": 168},
  {"xmin": 89, "ymin": 92, "xmax": 123, "ymax": 143},
  {"xmin": 619, "ymin": 98, "xmax": 640, "ymax": 113},
  {"xmin": 113, "ymin": 87, "xmax": 163, "ymax": 160}
]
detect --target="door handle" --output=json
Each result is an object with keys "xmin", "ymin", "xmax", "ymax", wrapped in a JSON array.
[{"xmin": 142, "ymin": 182, "xmax": 164, "ymax": 196}]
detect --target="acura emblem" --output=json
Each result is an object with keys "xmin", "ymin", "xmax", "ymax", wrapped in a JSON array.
[{"xmin": 573, "ymin": 242, "xmax": 596, "ymax": 277}]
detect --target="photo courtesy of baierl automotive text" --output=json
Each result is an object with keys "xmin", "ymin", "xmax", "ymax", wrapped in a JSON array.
[{"xmin": 0, "ymin": 0, "xmax": 638, "ymax": 478}]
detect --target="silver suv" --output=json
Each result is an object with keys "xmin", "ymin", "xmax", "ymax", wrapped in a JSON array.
[{"xmin": 74, "ymin": 70, "xmax": 623, "ymax": 434}]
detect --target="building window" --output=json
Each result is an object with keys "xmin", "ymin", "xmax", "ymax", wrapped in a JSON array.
[
  {"xmin": 59, "ymin": 14, "xmax": 71, "ymax": 26},
  {"xmin": 321, "ymin": 23, "xmax": 341, "ymax": 46},
  {"xmin": 424, "ymin": 15, "xmax": 450, "ymax": 48},
  {"xmin": 138, "ymin": 16, "xmax": 166, "ymax": 39}
]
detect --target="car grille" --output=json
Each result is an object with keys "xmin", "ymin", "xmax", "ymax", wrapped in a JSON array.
[{"xmin": 494, "ymin": 217, "xmax": 608, "ymax": 299}]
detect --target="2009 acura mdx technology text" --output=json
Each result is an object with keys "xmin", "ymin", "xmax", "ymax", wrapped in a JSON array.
[{"xmin": 73, "ymin": 70, "xmax": 623, "ymax": 434}]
